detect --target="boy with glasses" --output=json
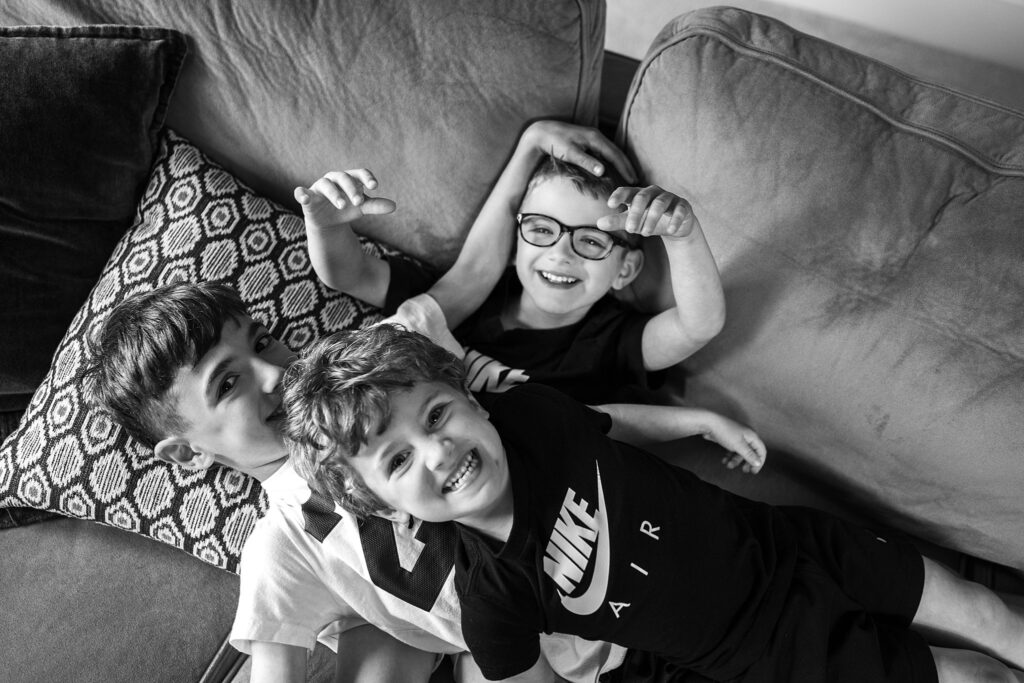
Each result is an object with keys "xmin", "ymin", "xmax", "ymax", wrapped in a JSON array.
[{"xmin": 298, "ymin": 121, "xmax": 763, "ymax": 473}]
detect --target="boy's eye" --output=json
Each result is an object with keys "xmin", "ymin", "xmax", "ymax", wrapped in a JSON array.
[
  {"xmin": 387, "ymin": 451, "xmax": 409, "ymax": 475},
  {"xmin": 427, "ymin": 404, "xmax": 447, "ymax": 427},
  {"xmin": 254, "ymin": 332, "xmax": 273, "ymax": 353},
  {"xmin": 217, "ymin": 374, "xmax": 238, "ymax": 398},
  {"xmin": 577, "ymin": 230, "xmax": 611, "ymax": 249},
  {"xmin": 525, "ymin": 223, "xmax": 554, "ymax": 237}
]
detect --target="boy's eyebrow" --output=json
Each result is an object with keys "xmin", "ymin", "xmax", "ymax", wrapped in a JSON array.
[
  {"xmin": 371, "ymin": 388, "xmax": 445, "ymax": 470},
  {"xmin": 203, "ymin": 320, "xmax": 260, "ymax": 404}
]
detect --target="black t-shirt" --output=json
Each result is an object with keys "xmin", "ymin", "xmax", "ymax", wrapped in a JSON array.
[
  {"xmin": 385, "ymin": 256, "xmax": 661, "ymax": 404},
  {"xmin": 458, "ymin": 385, "xmax": 797, "ymax": 681}
]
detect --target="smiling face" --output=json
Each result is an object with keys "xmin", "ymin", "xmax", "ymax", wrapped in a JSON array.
[
  {"xmin": 162, "ymin": 316, "xmax": 294, "ymax": 480},
  {"xmin": 346, "ymin": 381, "xmax": 512, "ymax": 536},
  {"xmin": 512, "ymin": 176, "xmax": 641, "ymax": 329}
]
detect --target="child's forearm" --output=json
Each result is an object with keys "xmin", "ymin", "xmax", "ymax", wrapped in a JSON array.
[
  {"xmin": 642, "ymin": 219, "xmax": 726, "ymax": 371},
  {"xmin": 594, "ymin": 403, "xmax": 719, "ymax": 447},
  {"xmin": 428, "ymin": 132, "xmax": 545, "ymax": 328},
  {"xmin": 306, "ymin": 220, "xmax": 390, "ymax": 308},
  {"xmin": 249, "ymin": 641, "xmax": 306, "ymax": 683}
]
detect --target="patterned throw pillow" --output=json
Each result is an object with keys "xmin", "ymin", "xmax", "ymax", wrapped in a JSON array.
[{"xmin": 0, "ymin": 129, "xmax": 387, "ymax": 572}]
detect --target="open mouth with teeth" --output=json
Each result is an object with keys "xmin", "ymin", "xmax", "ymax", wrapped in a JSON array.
[
  {"xmin": 443, "ymin": 450, "xmax": 481, "ymax": 494},
  {"xmin": 539, "ymin": 271, "xmax": 579, "ymax": 286}
]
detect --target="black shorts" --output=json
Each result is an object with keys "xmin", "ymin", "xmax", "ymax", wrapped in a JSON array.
[{"xmin": 604, "ymin": 507, "xmax": 937, "ymax": 683}]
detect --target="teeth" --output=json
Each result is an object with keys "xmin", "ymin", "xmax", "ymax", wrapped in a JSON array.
[
  {"xmin": 540, "ymin": 271, "xmax": 578, "ymax": 284},
  {"xmin": 443, "ymin": 451, "xmax": 479, "ymax": 493}
]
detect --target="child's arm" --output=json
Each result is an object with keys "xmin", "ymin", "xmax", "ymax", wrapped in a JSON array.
[
  {"xmin": 429, "ymin": 120, "xmax": 637, "ymax": 328},
  {"xmin": 593, "ymin": 403, "xmax": 766, "ymax": 474},
  {"xmin": 498, "ymin": 655, "xmax": 559, "ymax": 682},
  {"xmin": 249, "ymin": 628, "xmax": 437, "ymax": 683},
  {"xmin": 599, "ymin": 188, "xmax": 726, "ymax": 371},
  {"xmin": 295, "ymin": 169, "xmax": 398, "ymax": 308},
  {"xmin": 249, "ymin": 641, "xmax": 306, "ymax": 683}
]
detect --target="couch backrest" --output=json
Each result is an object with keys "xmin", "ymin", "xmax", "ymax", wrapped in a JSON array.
[
  {"xmin": 1, "ymin": 0, "xmax": 605, "ymax": 267},
  {"xmin": 621, "ymin": 7, "xmax": 1024, "ymax": 568}
]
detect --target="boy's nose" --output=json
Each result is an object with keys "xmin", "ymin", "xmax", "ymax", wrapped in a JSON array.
[
  {"xmin": 257, "ymin": 358, "xmax": 286, "ymax": 392},
  {"xmin": 424, "ymin": 437, "xmax": 454, "ymax": 471},
  {"xmin": 547, "ymin": 231, "xmax": 577, "ymax": 260}
]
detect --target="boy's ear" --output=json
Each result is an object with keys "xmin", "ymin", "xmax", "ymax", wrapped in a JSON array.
[
  {"xmin": 611, "ymin": 248, "xmax": 644, "ymax": 291},
  {"xmin": 153, "ymin": 437, "xmax": 215, "ymax": 472},
  {"xmin": 375, "ymin": 508, "xmax": 413, "ymax": 528}
]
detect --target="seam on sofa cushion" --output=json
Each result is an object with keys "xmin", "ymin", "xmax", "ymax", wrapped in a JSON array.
[{"xmin": 622, "ymin": 12, "xmax": 1024, "ymax": 176}]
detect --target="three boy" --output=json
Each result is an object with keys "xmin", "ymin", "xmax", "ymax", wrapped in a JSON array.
[{"xmin": 287, "ymin": 323, "xmax": 1024, "ymax": 683}]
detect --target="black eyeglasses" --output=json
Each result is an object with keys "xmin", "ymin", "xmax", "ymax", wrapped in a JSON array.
[{"xmin": 516, "ymin": 213, "xmax": 633, "ymax": 261}]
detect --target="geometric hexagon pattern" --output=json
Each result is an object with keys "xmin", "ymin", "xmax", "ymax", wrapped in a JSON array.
[{"xmin": 0, "ymin": 130, "xmax": 390, "ymax": 573}]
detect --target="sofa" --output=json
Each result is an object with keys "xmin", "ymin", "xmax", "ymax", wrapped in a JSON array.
[{"xmin": 1, "ymin": 2, "xmax": 1022, "ymax": 682}]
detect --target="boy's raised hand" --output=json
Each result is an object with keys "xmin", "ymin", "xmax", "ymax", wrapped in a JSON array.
[
  {"xmin": 294, "ymin": 169, "xmax": 396, "ymax": 230},
  {"xmin": 521, "ymin": 120, "xmax": 637, "ymax": 184},
  {"xmin": 702, "ymin": 414, "xmax": 767, "ymax": 474},
  {"xmin": 597, "ymin": 185, "xmax": 698, "ymax": 239}
]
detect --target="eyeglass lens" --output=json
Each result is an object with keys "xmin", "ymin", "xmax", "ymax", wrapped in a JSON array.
[{"xmin": 519, "ymin": 215, "xmax": 615, "ymax": 260}]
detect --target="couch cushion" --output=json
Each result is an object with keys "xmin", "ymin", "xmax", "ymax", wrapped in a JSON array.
[
  {"xmin": 0, "ymin": 25, "xmax": 186, "ymax": 411},
  {"xmin": 620, "ymin": 7, "xmax": 1024, "ymax": 568},
  {"xmin": 0, "ymin": 0, "xmax": 606, "ymax": 268},
  {"xmin": 0, "ymin": 517, "xmax": 240, "ymax": 683},
  {"xmin": 0, "ymin": 130, "xmax": 390, "ymax": 573}
]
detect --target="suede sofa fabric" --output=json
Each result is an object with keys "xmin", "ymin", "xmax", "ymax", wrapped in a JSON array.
[
  {"xmin": 0, "ymin": 517, "xmax": 239, "ymax": 683},
  {"xmin": 0, "ymin": 0, "xmax": 604, "ymax": 269},
  {"xmin": 0, "ymin": 25, "xmax": 186, "ymax": 411},
  {"xmin": 620, "ymin": 7, "xmax": 1024, "ymax": 569}
]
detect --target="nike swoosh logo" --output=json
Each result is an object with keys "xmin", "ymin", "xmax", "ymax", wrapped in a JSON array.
[{"xmin": 561, "ymin": 463, "xmax": 610, "ymax": 615}]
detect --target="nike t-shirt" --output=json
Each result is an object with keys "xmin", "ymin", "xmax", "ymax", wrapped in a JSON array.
[{"xmin": 458, "ymin": 384, "xmax": 797, "ymax": 681}]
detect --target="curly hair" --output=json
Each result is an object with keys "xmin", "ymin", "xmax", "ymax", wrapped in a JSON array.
[
  {"xmin": 284, "ymin": 324, "xmax": 468, "ymax": 519},
  {"xmin": 81, "ymin": 282, "xmax": 248, "ymax": 446}
]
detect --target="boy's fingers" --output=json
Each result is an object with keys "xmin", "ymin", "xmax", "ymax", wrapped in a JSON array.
[
  {"xmin": 343, "ymin": 168, "xmax": 379, "ymax": 191},
  {"xmin": 294, "ymin": 186, "xmax": 311, "ymax": 205},
  {"xmin": 583, "ymin": 131, "xmax": 637, "ymax": 183},
  {"xmin": 595, "ymin": 211, "xmax": 627, "ymax": 232},
  {"xmin": 311, "ymin": 176, "xmax": 351, "ymax": 209},
  {"xmin": 321, "ymin": 171, "xmax": 367, "ymax": 206},
  {"xmin": 607, "ymin": 186, "xmax": 637, "ymax": 208},
  {"xmin": 358, "ymin": 197, "xmax": 397, "ymax": 216},
  {"xmin": 564, "ymin": 148, "xmax": 604, "ymax": 177}
]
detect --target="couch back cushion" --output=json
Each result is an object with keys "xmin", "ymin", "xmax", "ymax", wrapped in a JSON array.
[
  {"xmin": 621, "ymin": 7, "xmax": 1024, "ymax": 567},
  {"xmin": 0, "ymin": 0, "xmax": 604, "ymax": 268}
]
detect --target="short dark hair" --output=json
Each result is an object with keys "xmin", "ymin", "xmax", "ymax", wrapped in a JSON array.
[
  {"xmin": 82, "ymin": 281, "xmax": 248, "ymax": 446},
  {"xmin": 284, "ymin": 324, "xmax": 467, "ymax": 518},
  {"xmin": 526, "ymin": 154, "xmax": 627, "ymax": 200}
]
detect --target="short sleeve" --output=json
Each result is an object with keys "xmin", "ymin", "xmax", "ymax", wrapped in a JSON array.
[
  {"xmin": 383, "ymin": 255, "xmax": 438, "ymax": 315},
  {"xmin": 460, "ymin": 593, "xmax": 542, "ymax": 680},
  {"xmin": 229, "ymin": 523, "xmax": 363, "ymax": 654},
  {"xmin": 612, "ymin": 309, "xmax": 667, "ymax": 400}
]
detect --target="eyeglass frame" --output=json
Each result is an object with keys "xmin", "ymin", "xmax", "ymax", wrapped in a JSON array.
[{"xmin": 515, "ymin": 212, "xmax": 635, "ymax": 261}]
